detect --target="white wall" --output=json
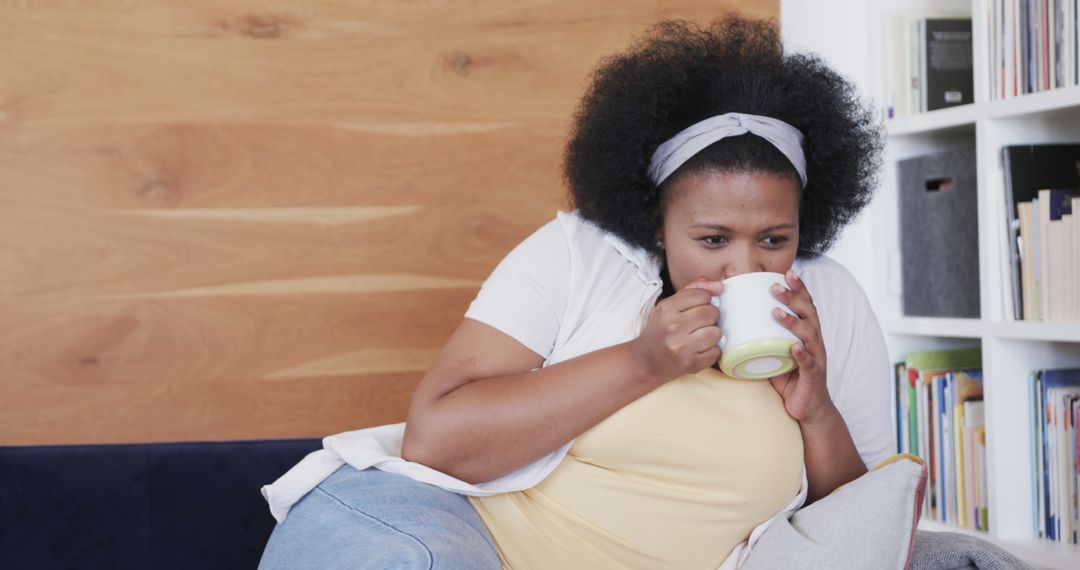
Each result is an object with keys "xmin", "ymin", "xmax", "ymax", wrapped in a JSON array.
[{"xmin": 781, "ymin": 0, "xmax": 879, "ymax": 294}]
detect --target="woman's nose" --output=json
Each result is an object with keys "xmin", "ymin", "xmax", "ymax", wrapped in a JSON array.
[{"xmin": 722, "ymin": 254, "xmax": 762, "ymax": 280}]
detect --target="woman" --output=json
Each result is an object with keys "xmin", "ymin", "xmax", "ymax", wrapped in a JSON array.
[{"xmin": 259, "ymin": 14, "xmax": 891, "ymax": 569}]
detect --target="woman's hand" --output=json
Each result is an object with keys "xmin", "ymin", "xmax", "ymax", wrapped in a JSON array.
[
  {"xmin": 768, "ymin": 269, "xmax": 835, "ymax": 424},
  {"xmin": 629, "ymin": 278, "xmax": 725, "ymax": 386}
]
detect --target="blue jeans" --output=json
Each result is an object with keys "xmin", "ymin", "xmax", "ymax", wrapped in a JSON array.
[{"xmin": 258, "ymin": 465, "xmax": 502, "ymax": 569}]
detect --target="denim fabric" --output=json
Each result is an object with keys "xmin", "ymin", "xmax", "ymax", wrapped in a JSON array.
[{"xmin": 258, "ymin": 465, "xmax": 502, "ymax": 569}]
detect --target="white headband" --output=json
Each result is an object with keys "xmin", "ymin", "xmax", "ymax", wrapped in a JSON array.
[{"xmin": 646, "ymin": 112, "xmax": 807, "ymax": 188}]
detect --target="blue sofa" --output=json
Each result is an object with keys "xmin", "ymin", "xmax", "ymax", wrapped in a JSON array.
[
  {"xmin": 0, "ymin": 438, "xmax": 322, "ymax": 569},
  {"xmin": 3, "ymin": 438, "xmax": 1035, "ymax": 570}
]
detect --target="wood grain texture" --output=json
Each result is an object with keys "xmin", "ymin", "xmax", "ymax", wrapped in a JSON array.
[{"xmin": 0, "ymin": 0, "xmax": 777, "ymax": 445}]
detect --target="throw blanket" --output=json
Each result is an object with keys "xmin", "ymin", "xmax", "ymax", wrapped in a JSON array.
[{"xmin": 910, "ymin": 531, "xmax": 1031, "ymax": 570}]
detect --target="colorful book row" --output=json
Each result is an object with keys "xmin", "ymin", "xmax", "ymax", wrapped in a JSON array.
[
  {"xmin": 895, "ymin": 348, "xmax": 988, "ymax": 530},
  {"xmin": 1030, "ymin": 367, "xmax": 1080, "ymax": 543}
]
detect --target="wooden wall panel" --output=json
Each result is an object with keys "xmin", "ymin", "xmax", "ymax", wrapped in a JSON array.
[{"xmin": 0, "ymin": 0, "xmax": 778, "ymax": 445}]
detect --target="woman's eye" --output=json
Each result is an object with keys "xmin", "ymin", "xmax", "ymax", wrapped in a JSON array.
[
  {"xmin": 701, "ymin": 236, "xmax": 727, "ymax": 246},
  {"xmin": 762, "ymin": 236, "xmax": 789, "ymax": 247}
]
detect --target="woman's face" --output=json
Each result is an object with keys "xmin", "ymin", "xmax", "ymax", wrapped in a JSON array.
[{"xmin": 658, "ymin": 169, "xmax": 801, "ymax": 291}]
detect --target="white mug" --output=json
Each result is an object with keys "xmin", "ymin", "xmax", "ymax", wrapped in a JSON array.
[{"xmin": 710, "ymin": 271, "xmax": 800, "ymax": 380}]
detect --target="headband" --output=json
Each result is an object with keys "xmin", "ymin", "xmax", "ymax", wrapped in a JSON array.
[{"xmin": 646, "ymin": 112, "xmax": 807, "ymax": 188}]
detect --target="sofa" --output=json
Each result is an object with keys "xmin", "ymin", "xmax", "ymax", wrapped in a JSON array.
[
  {"xmin": 0, "ymin": 438, "xmax": 322, "ymax": 569},
  {"xmin": 1, "ymin": 439, "xmax": 1033, "ymax": 570}
]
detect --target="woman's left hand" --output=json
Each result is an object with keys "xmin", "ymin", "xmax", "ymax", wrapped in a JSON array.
[{"xmin": 768, "ymin": 269, "xmax": 835, "ymax": 424}]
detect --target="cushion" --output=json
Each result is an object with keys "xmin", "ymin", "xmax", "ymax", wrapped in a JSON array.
[{"xmin": 741, "ymin": 453, "xmax": 927, "ymax": 570}]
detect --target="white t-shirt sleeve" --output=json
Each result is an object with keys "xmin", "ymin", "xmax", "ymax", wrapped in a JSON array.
[
  {"xmin": 464, "ymin": 217, "xmax": 570, "ymax": 360},
  {"xmin": 825, "ymin": 271, "xmax": 896, "ymax": 469}
]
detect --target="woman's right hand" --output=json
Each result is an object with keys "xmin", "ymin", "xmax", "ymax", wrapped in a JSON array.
[{"xmin": 630, "ymin": 278, "xmax": 725, "ymax": 385}]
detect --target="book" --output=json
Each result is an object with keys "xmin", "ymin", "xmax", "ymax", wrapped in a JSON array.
[
  {"xmin": 994, "ymin": 146, "xmax": 1017, "ymax": 322},
  {"xmin": 1033, "ymin": 368, "xmax": 1080, "ymax": 540},
  {"xmin": 900, "ymin": 349, "xmax": 983, "ymax": 523},
  {"xmin": 1019, "ymin": 0, "xmax": 1028, "ymax": 94},
  {"xmin": 1074, "ymin": 198, "xmax": 1080, "ymax": 320},
  {"xmin": 990, "ymin": 0, "xmax": 1080, "ymax": 97},
  {"xmin": 895, "ymin": 362, "xmax": 908, "ymax": 454},
  {"xmin": 1038, "ymin": 0, "xmax": 1046, "ymax": 90},
  {"xmin": 992, "ymin": 0, "xmax": 1003, "ymax": 98},
  {"xmin": 1049, "ymin": 217, "xmax": 1068, "ymax": 320},
  {"xmin": 885, "ymin": 11, "xmax": 972, "ymax": 116},
  {"xmin": 1071, "ymin": 396, "xmax": 1080, "ymax": 540},
  {"xmin": 898, "ymin": 147, "xmax": 980, "ymax": 318},
  {"xmin": 921, "ymin": 18, "xmax": 975, "ymax": 111},
  {"xmin": 1032, "ymin": 370, "xmax": 1044, "ymax": 536},
  {"xmin": 964, "ymin": 399, "xmax": 986, "ymax": 529},
  {"xmin": 1048, "ymin": 386, "xmax": 1080, "ymax": 541},
  {"xmin": 1039, "ymin": 190, "xmax": 1052, "ymax": 322},
  {"xmin": 909, "ymin": 365, "xmax": 920, "ymax": 456},
  {"xmin": 1060, "ymin": 213, "xmax": 1074, "ymax": 321},
  {"xmin": 956, "ymin": 383, "xmax": 967, "ymax": 527},
  {"xmin": 943, "ymin": 373, "xmax": 956, "ymax": 523},
  {"xmin": 1061, "ymin": 391, "xmax": 1080, "ymax": 543},
  {"xmin": 1000, "ymin": 143, "xmax": 1080, "ymax": 319},
  {"xmin": 976, "ymin": 425, "xmax": 988, "ymax": 530},
  {"xmin": 1054, "ymin": 0, "xmax": 1067, "ymax": 88},
  {"xmin": 913, "ymin": 17, "xmax": 922, "ymax": 113},
  {"xmin": 906, "ymin": 348, "xmax": 984, "ymax": 372},
  {"xmin": 1033, "ymin": 196, "xmax": 1043, "ymax": 318},
  {"xmin": 1018, "ymin": 200, "xmax": 1038, "ymax": 320},
  {"xmin": 889, "ymin": 15, "xmax": 912, "ymax": 118},
  {"xmin": 917, "ymin": 371, "xmax": 934, "ymax": 516},
  {"xmin": 1038, "ymin": 188, "xmax": 1080, "ymax": 321},
  {"xmin": 952, "ymin": 369, "xmax": 985, "ymax": 528},
  {"xmin": 933, "ymin": 372, "xmax": 947, "ymax": 520}
]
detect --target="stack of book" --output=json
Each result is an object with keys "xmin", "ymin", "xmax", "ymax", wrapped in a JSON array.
[
  {"xmin": 987, "ymin": 0, "xmax": 1080, "ymax": 100},
  {"xmin": 1030, "ymin": 367, "xmax": 1080, "ymax": 544},
  {"xmin": 885, "ymin": 14, "xmax": 974, "ymax": 118},
  {"xmin": 1001, "ymin": 143, "xmax": 1080, "ymax": 321},
  {"xmin": 895, "ymin": 348, "xmax": 988, "ymax": 530}
]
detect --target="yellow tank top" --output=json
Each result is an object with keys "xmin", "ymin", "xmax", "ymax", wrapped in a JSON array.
[{"xmin": 468, "ymin": 367, "xmax": 804, "ymax": 569}]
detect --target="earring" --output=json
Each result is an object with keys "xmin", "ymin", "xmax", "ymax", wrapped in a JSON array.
[{"xmin": 656, "ymin": 240, "xmax": 664, "ymax": 250}]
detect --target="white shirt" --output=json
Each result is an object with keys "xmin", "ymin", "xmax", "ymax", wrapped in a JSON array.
[{"xmin": 261, "ymin": 210, "xmax": 894, "ymax": 568}]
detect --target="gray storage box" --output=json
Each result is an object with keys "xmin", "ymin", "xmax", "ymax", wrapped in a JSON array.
[{"xmin": 898, "ymin": 146, "xmax": 980, "ymax": 318}]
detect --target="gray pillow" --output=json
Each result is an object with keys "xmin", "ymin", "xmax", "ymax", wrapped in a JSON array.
[{"xmin": 742, "ymin": 454, "xmax": 927, "ymax": 570}]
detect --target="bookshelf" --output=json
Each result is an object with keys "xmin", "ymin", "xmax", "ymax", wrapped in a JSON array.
[
  {"xmin": 863, "ymin": 1, "xmax": 1080, "ymax": 568},
  {"xmin": 784, "ymin": 0, "xmax": 1080, "ymax": 567}
]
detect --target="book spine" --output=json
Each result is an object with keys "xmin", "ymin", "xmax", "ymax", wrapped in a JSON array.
[
  {"xmin": 1003, "ymin": 148, "xmax": 1023, "ymax": 320},
  {"xmin": 1038, "ymin": 193, "xmax": 1051, "ymax": 319},
  {"xmin": 1033, "ymin": 372, "xmax": 1042, "ymax": 535},
  {"xmin": 919, "ymin": 19, "xmax": 928, "ymax": 112},
  {"xmin": 956, "ymin": 396, "xmax": 968, "ymax": 528},
  {"xmin": 1060, "ymin": 215, "xmax": 1074, "ymax": 320},
  {"xmin": 1073, "ymin": 198, "xmax": 1080, "ymax": 320},
  {"xmin": 1019, "ymin": 201, "xmax": 1038, "ymax": 320},
  {"xmin": 1048, "ymin": 219, "xmax": 1066, "ymax": 320}
]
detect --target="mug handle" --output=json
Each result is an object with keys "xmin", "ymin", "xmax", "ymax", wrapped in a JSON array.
[{"xmin": 710, "ymin": 295, "xmax": 727, "ymax": 351}]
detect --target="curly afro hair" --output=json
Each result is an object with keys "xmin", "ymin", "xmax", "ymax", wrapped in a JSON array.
[{"xmin": 562, "ymin": 14, "xmax": 883, "ymax": 258}]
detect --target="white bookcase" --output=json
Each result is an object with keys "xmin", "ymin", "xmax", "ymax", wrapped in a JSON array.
[{"xmin": 785, "ymin": 1, "xmax": 1080, "ymax": 568}]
